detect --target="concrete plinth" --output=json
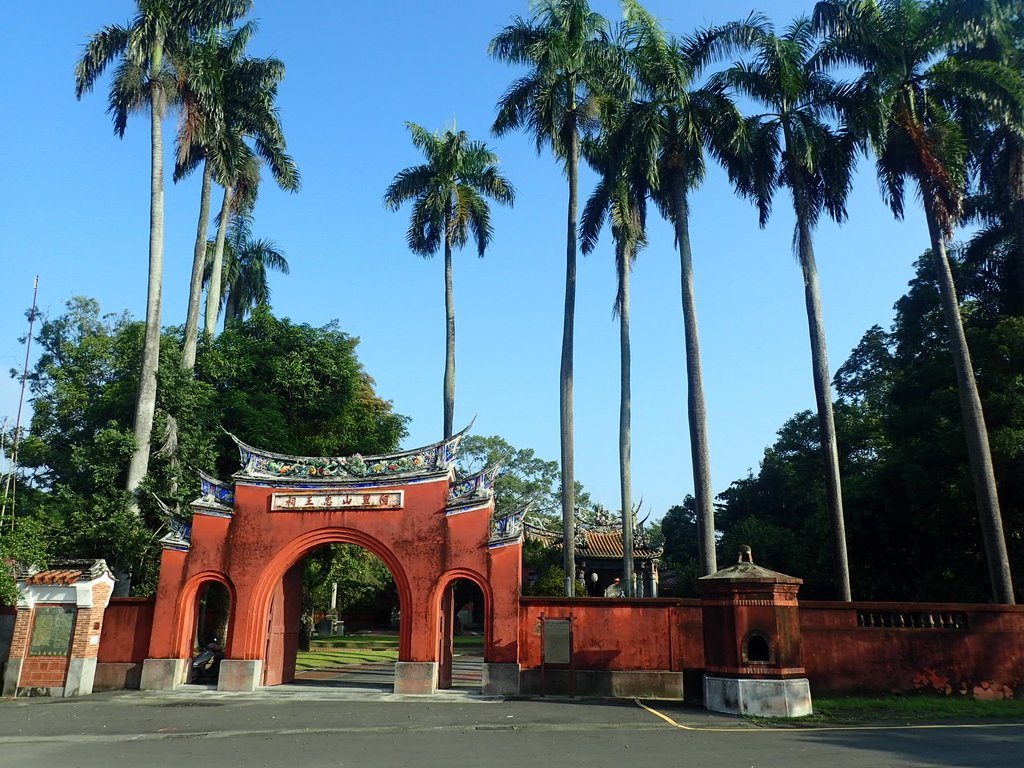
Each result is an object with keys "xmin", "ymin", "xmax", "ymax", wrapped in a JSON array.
[
  {"xmin": 65, "ymin": 657, "xmax": 97, "ymax": 697},
  {"xmin": 218, "ymin": 659, "xmax": 262, "ymax": 692},
  {"xmin": 704, "ymin": 675, "xmax": 812, "ymax": 718},
  {"xmin": 140, "ymin": 658, "xmax": 186, "ymax": 691},
  {"xmin": 2, "ymin": 658, "xmax": 23, "ymax": 697},
  {"xmin": 394, "ymin": 661, "xmax": 437, "ymax": 695},
  {"xmin": 482, "ymin": 663, "xmax": 520, "ymax": 696}
]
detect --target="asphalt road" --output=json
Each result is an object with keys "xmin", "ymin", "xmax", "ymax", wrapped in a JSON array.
[{"xmin": 1, "ymin": 688, "xmax": 1021, "ymax": 768}]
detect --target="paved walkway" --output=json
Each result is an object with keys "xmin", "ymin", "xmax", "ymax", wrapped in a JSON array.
[{"xmin": 293, "ymin": 653, "xmax": 482, "ymax": 692}]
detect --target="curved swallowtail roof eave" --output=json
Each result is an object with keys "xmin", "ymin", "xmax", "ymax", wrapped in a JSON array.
[{"xmin": 226, "ymin": 420, "xmax": 475, "ymax": 485}]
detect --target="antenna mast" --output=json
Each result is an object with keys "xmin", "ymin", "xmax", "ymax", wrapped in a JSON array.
[{"xmin": 1, "ymin": 275, "xmax": 40, "ymax": 533}]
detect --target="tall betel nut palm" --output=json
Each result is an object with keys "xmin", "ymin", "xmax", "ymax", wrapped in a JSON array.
[
  {"xmin": 581, "ymin": 121, "xmax": 649, "ymax": 596},
  {"xmin": 612, "ymin": 0, "xmax": 764, "ymax": 576},
  {"xmin": 384, "ymin": 122, "xmax": 515, "ymax": 440},
  {"xmin": 75, "ymin": 0, "xmax": 252, "ymax": 508},
  {"xmin": 814, "ymin": 0, "xmax": 1021, "ymax": 603},
  {"xmin": 716, "ymin": 16, "xmax": 856, "ymax": 600},
  {"xmin": 490, "ymin": 0, "xmax": 624, "ymax": 595},
  {"xmin": 174, "ymin": 21, "xmax": 298, "ymax": 368}
]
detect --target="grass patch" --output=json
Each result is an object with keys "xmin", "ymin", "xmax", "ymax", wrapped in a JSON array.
[
  {"xmin": 749, "ymin": 696, "xmax": 1024, "ymax": 727},
  {"xmin": 298, "ymin": 634, "xmax": 484, "ymax": 672},
  {"xmin": 310, "ymin": 634, "xmax": 483, "ymax": 651},
  {"xmin": 295, "ymin": 647, "xmax": 398, "ymax": 671}
]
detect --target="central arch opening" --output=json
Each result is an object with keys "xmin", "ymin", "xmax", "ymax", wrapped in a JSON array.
[{"xmin": 268, "ymin": 542, "xmax": 403, "ymax": 692}]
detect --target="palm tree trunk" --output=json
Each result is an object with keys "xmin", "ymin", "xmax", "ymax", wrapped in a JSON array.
[
  {"xmin": 125, "ymin": 51, "xmax": 166, "ymax": 506},
  {"xmin": 618, "ymin": 242, "xmax": 635, "ymax": 597},
  {"xmin": 924, "ymin": 197, "xmax": 1016, "ymax": 604},
  {"xmin": 443, "ymin": 234, "xmax": 456, "ymax": 440},
  {"xmin": 204, "ymin": 185, "xmax": 233, "ymax": 338},
  {"xmin": 1010, "ymin": 137, "xmax": 1024, "ymax": 314},
  {"xmin": 181, "ymin": 160, "xmax": 214, "ymax": 371},
  {"xmin": 560, "ymin": 116, "xmax": 579, "ymax": 597},
  {"xmin": 223, "ymin": 287, "xmax": 239, "ymax": 325},
  {"xmin": 671, "ymin": 176, "xmax": 717, "ymax": 576},
  {"xmin": 794, "ymin": 199, "xmax": 852, "ymax": 601}
]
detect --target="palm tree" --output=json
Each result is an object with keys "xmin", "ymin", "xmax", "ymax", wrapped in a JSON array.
[
  {"xmin": 384, "ymin": 123, "xmax": 515, "ymax": 439},
  {"xmin": 204, "ymin": 212, "xmax": 290, "ymax": 325},
  {"xmin": 956, "ymin": 8, "xmax": 1024, "ymax": 315},
  {"xmin": 75, "ymin": 0, "xmax": 252, "ymax": 504},
  {"xmin": 489, "ymin": 0, "xmax": 624, "ymax": 595},
  {"xmin": 610, "ymin": 1, "xmax": 762, "ymax": 577},
  {"xmin": 174, "ymin": 21, "xmax": 294, "ymax": 368},
  {"xmin": 716, "ymin": 17, "xmax": 856, "ymax": 600},
  {"xmin": 182, "ymin": 32, "xmax": 298, "ymax": 344},
  {"xmin": 581, "ymin": 126, "xmax": 648, "ymax": 596},
  {"xmin": 814, "ymin": 0, "xmax": 1020, "ymax": 603}
]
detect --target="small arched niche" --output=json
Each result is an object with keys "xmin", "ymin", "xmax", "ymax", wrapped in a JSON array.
[{"xmin": 742, "ymin": 631, "xmax": 773, "ymax": 665}]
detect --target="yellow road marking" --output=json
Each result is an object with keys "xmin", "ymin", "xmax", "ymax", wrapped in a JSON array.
[{"xmin": 634, "ymin": 699, "xmax": 1024, "ymax": 733}]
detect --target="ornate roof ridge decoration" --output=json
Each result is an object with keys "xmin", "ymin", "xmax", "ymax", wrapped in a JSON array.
[
  {"xmin": 227, "ymin": 420, "xmax": 474, "ymax": 484},
  {"xmin": 198, "ymin": 470, "xmax": 235, "ymax": 505},
  {"xmin": 159, "ymin": 514, "xmax": 192, "ymax": 551},
  {"xmin": 186, "ymin": 470, "xmax": 234, "ymax": 518},
  {"xmin": 489, "ymin": 500, "xmax": 532, "ymax": 548},
  {"xmin": 447, "ymin": 463, "xmax": 500, "ymax": 511},
  {"xmin": 523, "ymin": 521, "xmax": 562, "ymax": 547}
]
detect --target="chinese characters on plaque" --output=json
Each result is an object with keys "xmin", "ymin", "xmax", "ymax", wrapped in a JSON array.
[{"xmin": 270, "ymin": 491, "xmax": 404, "ymax": 511}]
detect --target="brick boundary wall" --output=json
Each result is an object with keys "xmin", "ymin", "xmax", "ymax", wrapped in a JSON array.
[
  {"xmin": 799, "ymin": 601, "xmax": 1024, "ymax": 698},
  {"xmin": 86, "ymin": 594, "xmax": 1024, "ymax": 700}
]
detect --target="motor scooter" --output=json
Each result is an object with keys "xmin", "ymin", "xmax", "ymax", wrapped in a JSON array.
[{"xmin": 191, "ymin": 637, "xmax": 224, "ymax": 683}]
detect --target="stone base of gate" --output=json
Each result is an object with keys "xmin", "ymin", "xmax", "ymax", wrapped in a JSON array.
[
  {"xmin": 482, "ymin": 663, "xmax": 520, "ymax": 695},
  {"xmin": 703, "ymin": 675, "xmax": 812, "ymax": 718},
  {"xmin": 140, "ymin": 658, "xmax": 186, "ymax": 690},
  {"xmin": 218, "ymin": 659, "xmax": 262, "ymax": 691},
  {"xmin": 394, "ymin": 661, "xmax": 437, "ymax": 695}
]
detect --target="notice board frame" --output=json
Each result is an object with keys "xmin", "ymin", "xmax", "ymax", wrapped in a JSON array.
[{"xmin": 539, "ymin": 613, "xmax": 575, "ymax": 697}]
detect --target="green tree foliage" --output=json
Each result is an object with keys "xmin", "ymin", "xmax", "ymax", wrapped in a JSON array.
[
  {"xmin": 305, "ymin": 544, "xmax": 395, "ymax": 617},
  {"xmin": 456, "ymin": 434, "xmax": 598, "ymax": 590},
  {"xmin": 198, "ymin": 306, "xmax": 408, "ymax": 477},
  {"xmin": 75, "ymin": 0, "xmax": 255, "ymax": 504},
  {"xmin": 456, "ymin": 434, "xmax": 594, "ymax": 528},
  {"xmin": 656, "ymin": 497, "xmax": 702, "ymax": 597},
  {"xmin": 6, "ymin": 299, "xmax": 406, "ymax": 596},
  {"xmin": 709, "ymin": 251, "xmax": 1024, "ymax": 602},
  {"xmin": 457, "ymin": 435, "xmax": 563, "ymax": 523},
  {"xmin": 524, "ymin": 564, "xmax": 571, "ymax": 597},
  {"xmin": 813, "ymin": 0, "xmax": 1022, "ymax": 603},
  {"xmin": 0, "ymin": 517, "xmax": 51, "ymax": 605}
]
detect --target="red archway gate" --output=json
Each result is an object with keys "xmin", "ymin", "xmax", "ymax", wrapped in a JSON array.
[{"xmin": 139, "ymin": 428, "xmax": 524, "ymax": 695}]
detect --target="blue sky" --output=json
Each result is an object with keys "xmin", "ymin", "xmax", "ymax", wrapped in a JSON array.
[{"xmin": 0, "ymin": 1, "xmax": 933, "ymax": 521}]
